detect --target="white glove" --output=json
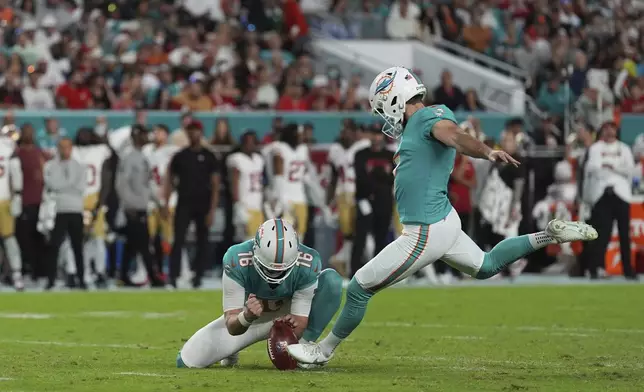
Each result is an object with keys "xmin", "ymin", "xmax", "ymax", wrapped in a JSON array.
[
  {"xmin": 320, "ymin": 205, "xmax": 337, "ymax": 228},
  {"xmin": 233, "ymin": 202, "xmax": 249, "ymax": 225},
  {"xmin": 10, "ymin": 194, "xmax": 22, "ymax": 217}
]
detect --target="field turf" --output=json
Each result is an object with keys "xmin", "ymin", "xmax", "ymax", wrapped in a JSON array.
[{"xmin": 1, "ymin": 284, "xmax": 643, "ymax": 391}]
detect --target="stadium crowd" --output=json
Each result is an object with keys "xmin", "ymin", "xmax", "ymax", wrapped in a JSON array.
[{"xmin": 0, "ymin": 0, "xmax": 643, "ymax": 291}]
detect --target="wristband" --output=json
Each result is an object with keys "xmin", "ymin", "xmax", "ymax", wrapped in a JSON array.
[{"xmin": 237, "ymin": 311, "xmax": 252, "ymax": 328}]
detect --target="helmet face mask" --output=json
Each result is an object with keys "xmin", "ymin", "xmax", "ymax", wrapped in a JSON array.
[
  {"xmin": 369, "ymin": 67, "xmax": 427, "ymax": 139},
  {"xmin": 252, "ymin": 219, "xmax": 300, "ymax": 285}
]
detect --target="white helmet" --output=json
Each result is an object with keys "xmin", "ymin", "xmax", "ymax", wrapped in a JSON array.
[
  {"xmin": 252, "ymin": 218, "xmax": 300, "ymax": 284},
  {"xmin": 369, "ymin": 66, "xmax": 427, "ymax": 139}
]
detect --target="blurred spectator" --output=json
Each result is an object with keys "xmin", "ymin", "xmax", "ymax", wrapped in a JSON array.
[
  {"xmin": 210, "ymin": 118, "xmax": 235, "ymax": 147},
  {"xmin": 255, "ymin": 65, "xmax": 279, "ymax": 108},
  {"xmin": 463, "ymin": 89, "xmax": 485, "ymax": 111},
  {"xmin": 437, "ymin": 4, "xmax": 462, "ymax": 42},
  {"xmin": 89, "ymin": 74, "xmax": 115, "ymax": 110},
  {"xmin": 575, "ymin": 86, "xmax": 615, "ymax": 131},
  {"xmin": 276, "ymin": 83, "xmax": 308, "ymax": 111},
  {"xmin": 514, "ymin": 35, "xmax": 539, "ymax": 78},
  {"xmin": 0, "ymin": 73, "xmax": 25, "ymax": 108},
  {"xmin": 173, "ymin": 78, "xmax": 213, "ymax": 111},
  {"xmin": 36, "ymin": 118, "xmax": 65, "ymax": 157},
  {"xmin": 170, "ymin": 112, "xmax": 195, "ymax": 148},
  {"xmin": 416, "ymin": 4, "xmax": 442, "ymax": 45},
  {"xmin": 282, "ymin": 0, "xmax": 309, "ymax": 51},
  {"xmin": 432, "ymin": 70, "xmax": 466, "ymax": 111},
  {"xmin": 462, "ymin": 9, "xmax": 493, "ymax": 53},
  {"xmin": 621, "ymin": 84, "xmax": 644, "ymax": 113},
  {"xmin": 34, "ymin": 15, "xmax": 61, "ymax": 48},
  {"xmin": 22, "ymin": 71, "xmax": 55, "ymax": 110},
  {"xmin": 15, "ymin": 125, "xmax": 45, "ymax": 280},
  {"xmin": 386, "ymin": 0, "xmax": 421, "ymax": 40},
  {"xmin": 537, "ymin": 76, "xmax": 573, "ymax": 119},
  {"xmin": 569, "ymin": 51, "xmax": 589, "ymax": 98},
  {"xmin": 55, "ymin": 71, "xmax": 92, "ymax": 109}
]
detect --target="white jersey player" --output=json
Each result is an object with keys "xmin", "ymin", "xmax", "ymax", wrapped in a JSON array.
[
  {"xmin": 0, "ymin": 125, "xmax": 24, "ymax": 290},
  {"xmin": 70, "ymin": 129, "xmax": 112, "ymax": 286},
  {"xmin": 270, "ymin": 124, "xmax": 331, "ymax": 240},
  {"xmin": 136, "ymin": 125, "xmax": 189, "ymax": 285},
  {"xmin": 271, "ymin": 125, "xmax": 311, "ymax": 238},
  {"xmin": 328, "ymin": 128, "xmax": 371, "ymax": 275},
  {"xmin": 226, "ymin": 131, "xmax": 265, "ymax": 238}
]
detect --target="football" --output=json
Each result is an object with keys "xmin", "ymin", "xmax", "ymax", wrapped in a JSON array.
[{"xmin": 267, "ymin": 320, "xmax": 298, "ymax": 370}]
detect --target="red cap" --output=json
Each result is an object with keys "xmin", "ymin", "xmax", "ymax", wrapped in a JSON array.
[{"xmin": 186, "ymin": 120, "xmax": 203, "ymax": 131}]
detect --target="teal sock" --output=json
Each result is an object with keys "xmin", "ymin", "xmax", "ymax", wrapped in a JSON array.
[
  {"xmin": 330, "ymin": 277, "xmax": 373, "ymax": 339},
  {"xmin": 176, "ymin": 352, "xmax": 186, "ymax": 368},
  {"xmin": 302, "ymin": 269, "xmax": 343, "ymax": 342},
  {"xmin": 476, "ymin": 233, "xmax": 551, "ymax": 279}
]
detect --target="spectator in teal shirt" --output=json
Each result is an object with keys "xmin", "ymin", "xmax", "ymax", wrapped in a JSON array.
[
  {"xmin": 36, "ymin": 118, "xmax": 67, "ymax": 158},
  {"xmin": 537, "ymin": 77, "xmax": 575, "ymax": 117}
]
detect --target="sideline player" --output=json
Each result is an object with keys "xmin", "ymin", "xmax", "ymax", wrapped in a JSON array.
[
  {"xmin": 176, "ymin": 218, "xmax": 343, "ymax": 368},
  {"xmin": 226, "ymin": 131, "xmax": 265, "ymax": 239},
  {"xmin": 328, "ymin": 124, "xmax": 370, "ymax": 276},
  {"xmin": 71, "ymin": 128, "xmax": 112, "ymax": 286},
  {"xmin": 0, "ymin": 125, "xmax": 23, "ymax": 290},
  {"xmin": 270, "ymin": 124, "xmax": 310, "ymax": 238},
  {"xmin": 288, "ymin": 66, "xmax": 599, "ymax": 365},
  {"xmin": 142, "ymin": 125, "xmax": 181, "ymax": 275}
]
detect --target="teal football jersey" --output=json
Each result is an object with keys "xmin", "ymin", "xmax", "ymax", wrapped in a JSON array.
[
  {"xmin": 223, "ymin": 240, "xmax": 321, "ymax": 312},
  {"xmin": 394, "ymin": 104, "xmax": 457, "ymax": 225}
]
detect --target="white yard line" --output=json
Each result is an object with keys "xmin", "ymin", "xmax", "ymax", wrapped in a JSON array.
[
  {"xmin": 0, "ymin": 340, "xmax": 160, "ymax": 350},
  {"xmin": 115, "ymin": 372, "xmax": 175, "ymax": 378},
  {"xmin": 360, "ymin": 321, "xmax": 644, "ymax": 335},
  {"xmin": 0, "ymin": 377, "xmax": 14, "ymax": 381},
  {"xmin": 0, "ymin": 313, "xmax": 53, "ymax": 319}
]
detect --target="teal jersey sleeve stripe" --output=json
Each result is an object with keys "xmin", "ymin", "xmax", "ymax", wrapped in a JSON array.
[{"xmin": 275, "ymin": 218, "xmax": 285, "ymax": 264}]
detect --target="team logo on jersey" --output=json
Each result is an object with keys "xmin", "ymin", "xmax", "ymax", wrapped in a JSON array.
[{"xmin": 375, "ymin": 71, "xmax": 397, "ymax": 96}]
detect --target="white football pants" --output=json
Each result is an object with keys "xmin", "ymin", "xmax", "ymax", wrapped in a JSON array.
[{"xmin": 355, "ymin": 208, "xmax": 485, "ymax": 291}]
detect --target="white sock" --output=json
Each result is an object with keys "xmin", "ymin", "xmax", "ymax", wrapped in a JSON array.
[
  {"xmin": 4, "ymin": 236, "xmax": 22, "ymax": 277},
  {"xmin": 298, "ymin": 337, "xmax": 311, "ymax": 344},
  {"xmin": 93, "ymin": 238, "xmax": 107, "ymax": 275},
  {"xmin": 180, "ymin": 248, "xmax": 191, "ymax": 279},
  {"xmin": 527, "ymin": 232, "xmax": 556, "ymax": 250},
  {"xmin": 63, "ymin": 239, "xmax": 77, "ymax": 274},
  {"xmin": 319, "ymin": 332, "xmax": 343, "ymax": 357}
]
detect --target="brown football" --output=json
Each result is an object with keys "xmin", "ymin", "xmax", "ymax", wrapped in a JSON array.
[{"xmin": 267, "ymin": 320, "xmax": 298, "ymax": 370}]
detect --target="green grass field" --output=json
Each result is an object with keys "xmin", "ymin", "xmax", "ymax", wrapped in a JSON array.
[{"xmin": 1, "ymin": 285, "xmax": 644, "ymax": 392}]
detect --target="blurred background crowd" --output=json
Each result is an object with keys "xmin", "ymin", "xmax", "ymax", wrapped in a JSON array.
[{"xmin": 0, "ymin": 0, "xmax": 643, "ymax": 290}]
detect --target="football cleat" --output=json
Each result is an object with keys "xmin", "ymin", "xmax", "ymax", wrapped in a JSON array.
[
  {"xmin": 545, "ymin": 219, "xmax": 598, "ymax": 244},
  {"xmin": 286, "ymin": 343, "xmax": 333, "ymax": 365},
  {"xmin": 220, "ymin": 352, "xmax": 239, "ymax": 367},
  {"xmin": 297, "ymin": 362, "xmax": 325, "ymax": 370}
]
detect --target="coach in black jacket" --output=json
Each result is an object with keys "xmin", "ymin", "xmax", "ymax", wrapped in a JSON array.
[{"xmin": 350, "ymin": 126, "xmax": 395, "ymax": 277}]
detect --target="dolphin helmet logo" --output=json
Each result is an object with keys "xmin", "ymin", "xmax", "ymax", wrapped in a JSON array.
[{"xmin": 375, "ymin": 71, "xmax": 397, "ymax": 95}]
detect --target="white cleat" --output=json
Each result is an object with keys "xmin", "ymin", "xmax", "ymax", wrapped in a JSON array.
[
  {"xmin": 287, "ymin": 343, "xmax": 333, "ymax": 365},
  {"xmin": 546, "ymin": 219, "xmax": 598, "ymax": 244},
  {"xmin": 297, "ymin": 362, "xmax": 325, "ymax": 370},
  {"xmin": 220, "ymin": 352, "xmax": 239, "ymax": 367}
]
